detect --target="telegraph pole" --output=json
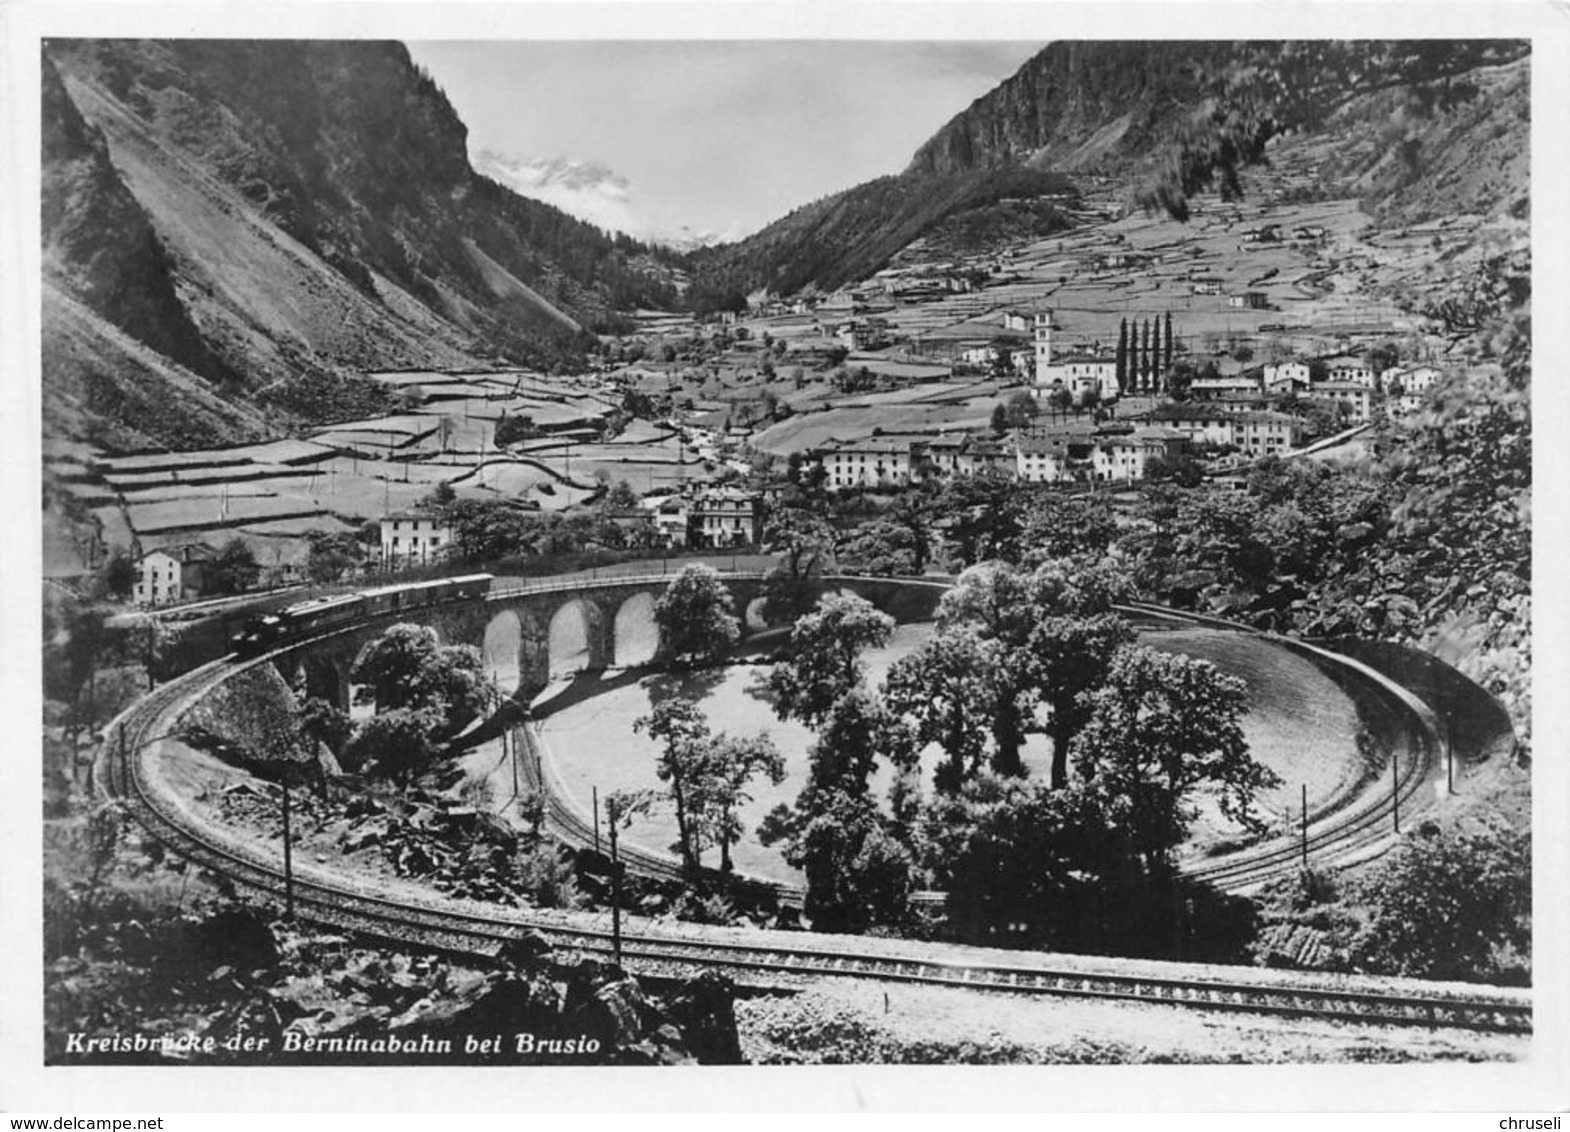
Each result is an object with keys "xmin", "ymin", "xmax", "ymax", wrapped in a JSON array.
[
  {"xmin": 608, "ymin": 809, "xmax": 623, "ymax": 967},
  {"xmin": 509, "ymin": 721, "xmax": 520, "ymax": 800},
  {"xmin": 1392, "ymin": 751, "xmax": 1400, "ymax": 835},
  {"xmin": 1300, "ymin": 783, "xmax": 1309, "ymax": 871},
  {"xmin": 281, "ymin": 768, "xmax": 296, "ymax": 920},
  {"xmin": 592, "ymin": 786, "xmax": 601, "ymax": 854},
  {"xmin": 1446, "ymin": 702, "xmax": 1456, "ymax": 795}
]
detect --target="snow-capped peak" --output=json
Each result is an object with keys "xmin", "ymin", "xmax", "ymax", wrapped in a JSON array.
[{"xmin": 473, "ymin": 149, "xmax": 726, "ymax": 250}]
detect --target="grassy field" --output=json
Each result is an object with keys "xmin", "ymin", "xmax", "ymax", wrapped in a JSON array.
[{"xmin": 533, "ymin": 621, "xmax": 1363, "ymax": 882}]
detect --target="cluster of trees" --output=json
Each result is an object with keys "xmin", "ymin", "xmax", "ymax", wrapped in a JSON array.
[
  {"xmin": 492, "ymin": 412, "xmax": 541, "ymax": 447},
  {"xmin": 633, "ymin": 697, "xmax": 783, "ymax": 874},
  {"xmin": 759, "ymin": 597, "xmax": 916, "ymax": 932},
  {"xmin": 424, "ymin": 496, "xmax": 663, "ymax": 566},
  {"xmin": 750, "ymin": 561, "xmax": 1274, "ymax": 952},
  {"xmin": 303, "ymin": 623, "xmax": 495, "ymax": 785},
  {"xmin": 303, "ymin": 527, "xmax": 377, "ymax": 583},
  {"xmin": 1116, "ymin": 312, "xmax": 1175, "ymax": 395},
  {"xmin": 1255, "ymin": 818, "xmax": 1531, "ymax": 985},
  {"xmin": 42, "ymin": 595, "xmax": 165, "ymax": 783}
]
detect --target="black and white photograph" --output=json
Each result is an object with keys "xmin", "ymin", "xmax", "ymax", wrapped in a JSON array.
[{"xmin": 4, "ymin": 0, "xmax": 1566, "ymax": 1116}]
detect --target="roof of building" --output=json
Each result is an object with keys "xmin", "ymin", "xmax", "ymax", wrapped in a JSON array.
[
  {"xmin": 1044, "ymin": 354, "xmax": 1114, "ymax": 367},
  {"xmin": 143, "ymin": 543, "xmax": 216, "ymax": 564},
  {"xmin": 381, "ymin": 507, "xmax": 450, "ymax": 523},
  {"xmin": 820, "ymin": 436, "xmax": 911, "ymax": 456},
  {"xmin": 1147, "ymin": 406, "xmax": 1236, "ymax": 422}
]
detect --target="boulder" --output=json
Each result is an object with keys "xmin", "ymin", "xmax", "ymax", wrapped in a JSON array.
[{"xmin": 660, "ymin": 970, "xmax": 744, "ymax": 1065}]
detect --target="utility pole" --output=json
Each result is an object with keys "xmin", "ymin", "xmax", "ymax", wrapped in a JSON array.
[
  {"xmin": 1446, "ymin": 702, "xmax": 1456, "ymax": 795},
  {"xmin": 281, "ymin": 768, "xmax": 296, "ymax": 920},
  {"xmin": 509, "ymin": 720, "xmax": 520, "ymax": 800},
  {"xmin": 592, "ymin": 786, "xmax": 601, "ymax": 854},
  {"xmin": 608, "ymin": 809, "xmax": 623, "ymax": 967},
  {"xmin": 1392, "ymin": 751, "xmax": 1400, "ymax": 835},
  {"xmin": 1300, "ymin": 783, "xmax": 1309, "ymax": 872}
]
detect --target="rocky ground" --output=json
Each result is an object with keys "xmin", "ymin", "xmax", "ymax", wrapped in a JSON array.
[{"xmin": 46, "ymin": 896, "xmax": 746, "ymax": 1066}]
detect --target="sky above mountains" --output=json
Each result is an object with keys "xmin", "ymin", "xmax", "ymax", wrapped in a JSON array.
[{"xmin": 406, "ymin": 40, "xmax": 1043, "ymax": 242}]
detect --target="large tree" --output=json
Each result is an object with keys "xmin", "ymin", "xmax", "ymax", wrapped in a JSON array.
[
  {"xmin": 1163, "ymin": 310, "xmax": 1175, "ymax": 383},
  {"xmin": 445, "ymin": 500, "xmax": 536, "ymax": 564},
  {"xmin": 917, "ymin": 560, "xmax": 1130, "ymax": 780},
  {"xmin": 1149, "ymin": 316, "xmax": 1162, "ymax": 394},
  {"xmin": 760, "ymin": 506, "xmax": 834, "ymax": 624},
  {"xmin": 207, "ymin": 537, "xmax": 260, "ymax": 596},
  {"xmin": 350, "ymin": 623, "xmax": 442, "ymax": 714},
  {"xmin": 1115, "ymin": 317, "xmax": 1129, "ymax": 392},
  {"xmin": 304, "ymin": 529, "xmax": 363, "ymax": 583},
  {"xmin": 1018, "ymin": 492, "xmax": 1118, "ymax": 564},
  {"xmin": 920, "ymin": 774, "xmax": 1112, "ymax": 946},
  {"xmin": 767, "ymin": 593, "xmax": 894, "ymax": 728},
  {"xmin": 653, "ymin": 564, "xmax": 740, "ymax": 667},
  {"xmin": 349, "ymin": 622, "xmax": 494, "ymax": 738},
  {"xmin": 342, "ymin": 706, "xmax": 444, "ymax": 785},
  {"xmin": 1141, "ymin": 319, "xmax": 1154, "ymax": 391},
  {"xmin": 788, "ymin": 791, "xmax": 913, "ymax": 934},
  {"xmin": 632, "ymin": 696, "xmax": 712, "ymax": 873},
  {"xmin": 835, "ymin": 519, "xmax": 920, "ymax": 577},
  {"xmin": 935, "ymin": 469, "xmax": 1026, "ymax": 568},
  {"xmin": 761, "ymin": 691, "xmax": 916, "ymax": 933},
  {"xmin": 1071, "ymin": 646, "xmax": 1276, "ymax": 877},
  {"xmin": 1348, "ymin": 818, "xmax": 1530, "ymax": 983},
  {"xmin": 883, "ymin": 626, "xmax": 998, "ymax": 793},
  {"xmin": 693, "ymin": 731, "xmax": 785, "ymax": 873}
]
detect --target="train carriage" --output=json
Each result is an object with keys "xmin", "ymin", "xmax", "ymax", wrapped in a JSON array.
[{"xmin": 231, "ymin": 575, "xmax": 493, "ymax": 657}]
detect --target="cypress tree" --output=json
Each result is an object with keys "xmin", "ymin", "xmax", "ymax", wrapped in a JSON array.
[
  {"xmin": 1141, "ymin": 320, "xmax": 1153, "ymax": 391},
  {"xmin": 1150, "ymin": 317, "xmax": 1162, "ymax": 394},
  {"xmin": 1116, "ymin": 318, "xmax": 1129, "ymax": 392},
  {"xmin": 1164, "ymin": 310, "xmax": 1175, "ymax": 390}
]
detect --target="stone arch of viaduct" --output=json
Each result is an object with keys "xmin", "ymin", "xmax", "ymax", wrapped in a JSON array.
[{"xmin": 273, "ymin": 574, "xmax": 950, "ymax": 712}]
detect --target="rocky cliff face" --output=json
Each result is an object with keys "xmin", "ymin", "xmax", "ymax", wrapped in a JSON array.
[
  {"xmin": 906, "ymin": 39, "xmax": 1529, "ymax": 219},
  {"xmin": 905, "ymin": 41, "xmax": 1232, "ymax": 177},
  {"xmin": 42, "ymin": 53, "xmax": 227, "ymax": 386},
  {"xmin": 41, "ymin": 39, "xmax": 681, "ymax": 451}
]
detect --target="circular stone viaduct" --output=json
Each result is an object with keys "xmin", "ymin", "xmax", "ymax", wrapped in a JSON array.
[
  {"xmin": 277, "ymin": 572, "xmax": 952, "ymax": 715},
  {"xmin": 130, "ymin": 567, "xmax": 1516, "ymax": 901}
]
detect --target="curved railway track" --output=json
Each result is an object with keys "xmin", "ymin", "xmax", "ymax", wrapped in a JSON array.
[
  {"xmin": 524, "ymin": 586, "xmax": 1449, "ymax": 897},
  {"xmin": 1121, "ymin": 601, "xmax": 1445, "ymax": 890},
  {"xmin": 91, "ymin": 582, "xmax": 1529, "ymax": 1037}
]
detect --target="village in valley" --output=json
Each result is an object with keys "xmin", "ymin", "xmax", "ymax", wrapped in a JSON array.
[{"xmin": 44, "ymin": 177, "xmax": 1489, "ymax": 608}]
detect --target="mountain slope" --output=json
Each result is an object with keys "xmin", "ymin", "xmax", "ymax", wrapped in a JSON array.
[
  {"xmin": 690, "ymin": 166, "xmax": 1074, "ymax": 303},
  {"xmin": 906, "ymin": 41, "xmax": 1231, "ymax": 178},
  {"xmin": 693, "ymin": 40, "xmax": 1530, "ymax": 300},
  {"xmin": 41, "ymin": 39, "xmax": 683, "ymax": 451},
  {"xmin": 41, "ymin": 53, "xmax": 225, "ymax": 387}
]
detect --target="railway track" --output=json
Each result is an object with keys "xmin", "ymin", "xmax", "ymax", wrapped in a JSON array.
[
  {"xmin": 1119, "ymin": 602, "xmax": 1446, "ymax": 890},
  {"xmin": 525, "ymin": 590, "xmax": 1447, "ymax": 897},
  {"xmin": 93, "ymin": 616, "xmax": 1530, "ymax": 1037}
]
